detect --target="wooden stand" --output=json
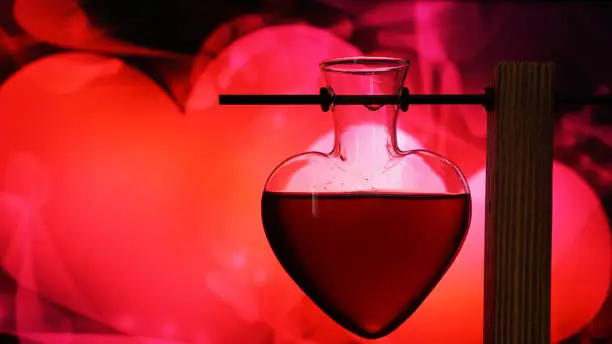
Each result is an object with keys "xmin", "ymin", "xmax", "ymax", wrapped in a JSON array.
[{"xmin": 484, "ymin": 62, "xmax": 555, "ymax": 344}]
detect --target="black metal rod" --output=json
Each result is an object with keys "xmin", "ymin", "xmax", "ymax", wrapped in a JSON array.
[
  {"xmin": 403, "ymin": 94, "xmax": 487, "ymax": 105},
  {"xmin": 218, "ymin": 94, "xmax": 323, "ymax": 105},
  {"xmin": 218, "ymin": 94, "xmax": 488, "ymax": 105}
]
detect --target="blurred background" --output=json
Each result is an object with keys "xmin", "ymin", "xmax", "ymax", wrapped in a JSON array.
[{"xmin": 0, "ymin": 0, "xmax": 612, "ymax": 343}]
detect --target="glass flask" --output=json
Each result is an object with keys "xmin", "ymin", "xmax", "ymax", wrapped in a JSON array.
[{"xmin": 261, "ymin": 57, "xmax": 471, "ymax": 339}]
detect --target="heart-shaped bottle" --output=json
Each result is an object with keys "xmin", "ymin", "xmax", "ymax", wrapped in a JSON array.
[{"xmin": 261, "ymin": 57, "xmax": 471, "ymax": 339}]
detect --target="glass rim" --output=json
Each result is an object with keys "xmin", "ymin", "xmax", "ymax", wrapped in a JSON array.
[{"xmin": 319, "ymin": 56, "xmax": 410, "ymax": 74}]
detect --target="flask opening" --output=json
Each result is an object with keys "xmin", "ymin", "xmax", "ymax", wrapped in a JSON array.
[
  {"xmin": 320, "ymin": 57, "xmax": 409, "ymax": 111},
  {"xmin": 320, "ymin": 57, "xmax": 410, "ymax": 75}
]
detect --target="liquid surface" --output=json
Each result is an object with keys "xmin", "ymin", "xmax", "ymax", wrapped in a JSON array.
[{"xmin": 261, "ymin": 191, "xmax": 471, "ymax": 339}]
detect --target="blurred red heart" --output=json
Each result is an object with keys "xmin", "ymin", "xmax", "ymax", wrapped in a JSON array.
[
  {"xmin": 282, "ymin": 161, "xmax": 611, "ymax": 343},
  {"xmin": 0, "ymin": 24, "xmax": 361, "ymax": 342}
]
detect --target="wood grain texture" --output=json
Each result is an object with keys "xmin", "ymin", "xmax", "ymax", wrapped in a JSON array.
[{"xmin": 484, "ymin": 62, "xmax": 555, "ymax": 344}]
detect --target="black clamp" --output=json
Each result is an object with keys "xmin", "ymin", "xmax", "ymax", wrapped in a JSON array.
[
  {"xmin": 483, "ymin": 87, "xmax": 495, "ymax": 112},
  {"xmin": 319, "ymin": 87, "xmax": 334, "ymax": 112},
  {"xmin": 399, "ymin": 87, "xmax": 410, "ymax": 112}
]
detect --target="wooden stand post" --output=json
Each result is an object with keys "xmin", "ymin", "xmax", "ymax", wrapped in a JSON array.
[{"xmin": 484, "ymin": 62, "xmax": 555, "ymax": 344}]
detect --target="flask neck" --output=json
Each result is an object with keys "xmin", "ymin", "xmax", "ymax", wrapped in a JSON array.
[
  {"xmin": 331, "ymin": 105, "xmax": 400, "ymax": 164},
  {"xmin": 320, "ymin": 57, "xmax": 409, "ymax": 165}
]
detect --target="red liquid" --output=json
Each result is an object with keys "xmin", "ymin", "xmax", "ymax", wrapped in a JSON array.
[{"xmin": 261, "ymin": 191, "xmax": 471, "ymax": 339}]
